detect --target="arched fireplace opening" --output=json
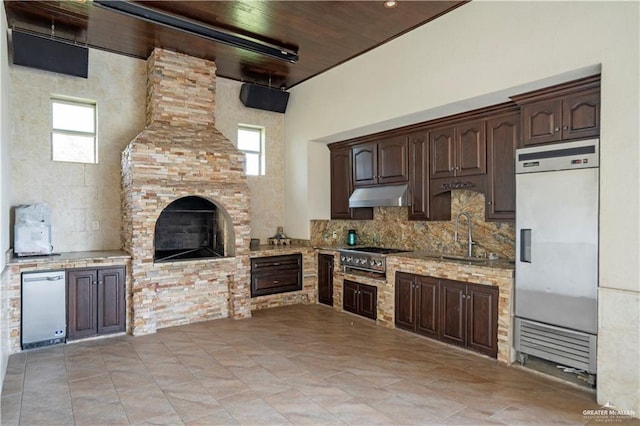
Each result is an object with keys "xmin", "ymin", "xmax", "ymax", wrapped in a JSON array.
[{"xmin": 154, "ymin": 196, "xmax": 233, "ymax": 263}]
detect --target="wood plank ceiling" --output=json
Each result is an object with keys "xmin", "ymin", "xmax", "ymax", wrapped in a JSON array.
[{"xmin": 4, "ymin": 1, "xmax": 466, "ymax": 89}]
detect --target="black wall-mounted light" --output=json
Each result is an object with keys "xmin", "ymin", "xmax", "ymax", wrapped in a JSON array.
[{"xmin": 93, "ymin": 0, "xmax": 299, "ymax": 63}]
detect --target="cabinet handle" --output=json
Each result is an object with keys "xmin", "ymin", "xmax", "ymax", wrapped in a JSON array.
[
  {"xmin": 563, "ymin": 125, "xmax": 568, "ymax": 130},
  {"xmin": 273, "ymin": 280, "xmax": 279, "ymax": 284},
  {"xmin": 488, "ymin": 201, "xmax": 493, "ymax": 205},
  {"xmin": 555, "ymin": 127, "xmax": 560, "ymax": 132},
  {"xmin": 92, "ymin": 281, "xmax": 97, "ymax": 285}
]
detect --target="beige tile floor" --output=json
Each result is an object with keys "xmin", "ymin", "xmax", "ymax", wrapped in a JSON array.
[{"xmin": 0, "ymin": 304, "xmax": 632, "ymax": 425}]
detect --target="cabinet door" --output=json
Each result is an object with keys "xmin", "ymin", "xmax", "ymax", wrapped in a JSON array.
[
  {"xmin": 408, "ymin": 132, "xmax": 429, "ymax": 220},
  {"xmin": 378, "ymin": 136, "xmax": 409, "ymax": 184},
  {"xmin": 97, "ymin": 267, "xmax": 126, "ymax": 335},
  {"xmin": 439, "ymin": 279, "xmax": 466, "ymax": 347},
  {"xmin": 318, "ymin": 254, "xmax": 334, "ymax": 306},
  {"xmin": 456, "ymin": 120, "xmax": 486, "ymax": 176},
  {"xmin": 343, "ymin": 280, "xmax": 359, "ymax": 315},
  {"xmin": 330, "ymin": 147, "xmax": 373, "ymax": 221},
  {"xmin": 395, "ymin": 272, "xmax": 416, "ymax": 331},
  {"xmin": 466, "ymin": 283, "xmax": 498, "ymax": 358},
  {"xmin": 416, "ymin": 275, "xmax": 439, "ymax": 338},
  {"xmin": 521, "ymin": 98, "xmax": 563, "ymax": 146},
  {"xmin": 67, "ymin": 269, "xmax": 98, "ymax": 340},
  {"xmin": 486, "ymin": 113, "xmax": 519, "ymax": 221},
  {"xmin": 429, "ymin": 126, "xmax": 455, "ymax": 178},
  {"xmin": 330, "ymin": 148, "xmax": 354, "ymax": 219},
  {"xmin": 352, "ymin": 142, "xmax": 377, "ymax": 186},
  {"xmin": 358, "ymin": 284, "xmax": 377, "ymax": 320},
  {"xmin": 562, "ymin": 89, "xmax": 600, "ymax": 140}
]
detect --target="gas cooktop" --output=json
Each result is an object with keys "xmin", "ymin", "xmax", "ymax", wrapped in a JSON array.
[{"xmin": 338, "ymin": 247, "xmax": 411, "ymax": 274}]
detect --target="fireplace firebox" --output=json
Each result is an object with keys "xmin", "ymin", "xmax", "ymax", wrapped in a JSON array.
[{"xmin": 154, "ymin": 196, "xmax": 227, "ymax": 262}]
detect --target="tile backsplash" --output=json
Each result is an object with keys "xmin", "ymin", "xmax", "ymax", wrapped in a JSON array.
[{"xmin": 311, "ymin": 190, "xmax": 515, "ymax": 261}]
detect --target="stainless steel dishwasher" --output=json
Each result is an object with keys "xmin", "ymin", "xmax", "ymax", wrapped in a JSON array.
[{"xmin": 22, "ymin": 270, "xmax": 66, "ymax": 349}]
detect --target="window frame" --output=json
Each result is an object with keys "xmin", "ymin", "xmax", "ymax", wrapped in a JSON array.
[
  {"xmin": 237, "ymin": 124, "xmax": 266, "ymax": 176},
  {"xmin": 51, "ymin": 96, "xmax": 98, "ymax": 164}
]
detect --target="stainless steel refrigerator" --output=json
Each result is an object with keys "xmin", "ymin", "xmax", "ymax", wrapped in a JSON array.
[{"xmin": 514, "ymin": 138, "xmax": 599, "ymax": 381}]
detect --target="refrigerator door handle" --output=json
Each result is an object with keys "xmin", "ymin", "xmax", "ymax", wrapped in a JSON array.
[{"xmin": 520, "ymin": 229, "xmax": 532, "ymax": 263}]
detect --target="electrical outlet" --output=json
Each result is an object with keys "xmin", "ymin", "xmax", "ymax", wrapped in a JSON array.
[{"xmin": 92, "ymin": 221, "xmax": 100, "ymax": 231}]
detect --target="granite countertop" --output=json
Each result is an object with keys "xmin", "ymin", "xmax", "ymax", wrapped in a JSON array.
[
  {"xmin": 390, "ymin": 250, "xmax": 515, "ymax": 270},
  {"xmin": 8, "ymin": 250, "xmax": 131, "ymax": 265},
  {"xmin": 249, "ymin": 244, "xmax": 313, "ymax": 256},
  {"xmin": 313, "ymin": 246, "xmax": 515, "ymax": 270}
]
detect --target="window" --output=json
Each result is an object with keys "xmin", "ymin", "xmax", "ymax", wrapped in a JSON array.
[
  {"xmin": 237, "ymin": 125, "xmax": 265, "ymax": 176},
  {"xmin": 51, "ymin": 97, "xmax": 97, "ymax": 163}
]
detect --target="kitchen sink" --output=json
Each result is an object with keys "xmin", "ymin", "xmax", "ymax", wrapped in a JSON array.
[{"xmin": 440, "ymin": 254, "xmax": 488, "ymax": 263}]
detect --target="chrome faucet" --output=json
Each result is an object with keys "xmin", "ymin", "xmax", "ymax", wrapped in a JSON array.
[{"xmin": 454, "ymin": 212, "xmax": 475, "ymax": 257}]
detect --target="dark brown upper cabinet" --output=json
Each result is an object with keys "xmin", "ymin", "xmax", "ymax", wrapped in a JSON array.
[
  {"xmin": 486, "ymin": 112, "xmax": 519, "ymax": 221},
  {"xmin": 429, "ymin": 120, "xmax": 487, "ymax": 179},
  {"xmin": 513, "ymin": 76, "xmax": 600, "ymax": 146},
  {"xmin": 408, "ymin": 131, "xmax": 429, "ymax": 220},
  {"xmin": 562, "ymin": 89, "xmax": 600, "ymax": 140},
  {"xmin": 330, "ymin": 147, "xmax": 373, "ymax": 220},
  {"xmin": 353, "ymin": 135, "xmax": 409, "ymax": 187}
]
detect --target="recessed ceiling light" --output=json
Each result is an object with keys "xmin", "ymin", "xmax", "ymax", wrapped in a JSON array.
[{"xmin": 384, "ymin": 1, "xmax": 398, "ymax": 9}]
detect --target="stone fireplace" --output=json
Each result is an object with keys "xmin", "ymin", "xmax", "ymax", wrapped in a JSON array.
[{"xmin": 121, "ymin": 48, "xmax": 251, "ymax": 335}]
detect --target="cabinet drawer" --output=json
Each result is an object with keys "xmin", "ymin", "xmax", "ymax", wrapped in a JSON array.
[{"xmin": 251, "ymin": 254, "xmax": 301, "ymax": 271}]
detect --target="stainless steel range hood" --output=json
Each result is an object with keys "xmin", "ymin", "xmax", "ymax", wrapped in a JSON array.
[{"xmin": 348, "ymin": 184, "xmax": 408, "ymax": 208}]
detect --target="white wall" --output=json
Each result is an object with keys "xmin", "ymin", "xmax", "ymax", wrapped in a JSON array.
[
  {"xmin": 0, "ymin": 2, "xmax": 12, "ymax": 386},
  {"xmin": 285, "ymin": 1, "xmax": 639, "ymax": 414}
]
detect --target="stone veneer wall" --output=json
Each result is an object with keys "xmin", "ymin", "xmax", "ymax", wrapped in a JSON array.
[
  {"xmin": 312, "ymin": 190, "xmax": 515, "ymax": 260},
  {"xmin": 122, "ymin": 49, "xmax": 251, "ymax": 335}
]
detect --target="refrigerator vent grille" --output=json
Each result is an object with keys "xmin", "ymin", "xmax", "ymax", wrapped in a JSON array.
[{"xmin": 515, "ymin": 318, "xmax": 596, "ymax": 373}]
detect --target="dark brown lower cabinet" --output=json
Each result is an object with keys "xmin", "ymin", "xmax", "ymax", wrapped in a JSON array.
[
  {"xmin": 317, "ymin": 253, "xmax": 334, "ymax": 306},
  {"xmin": 67, "ymin": 267, "xmax": 126, "ymax": 341},
  {"xmin": 395, "ymin": 272, "xmax": 498, "ymax": 358},
  {"xmin": 343, "ymin": 280, "xmax": 377, "ymax": 320},
  {"xmin": 440, "ymin": 279, "xmax": 499, "ymax": 358},
  {"xmin": 395, "ymin": 272, "xmax": 439, "ymax": 338},
  {"xmin": 250, "ymin": 254, "xmax": 302, "ymax": 297}
]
